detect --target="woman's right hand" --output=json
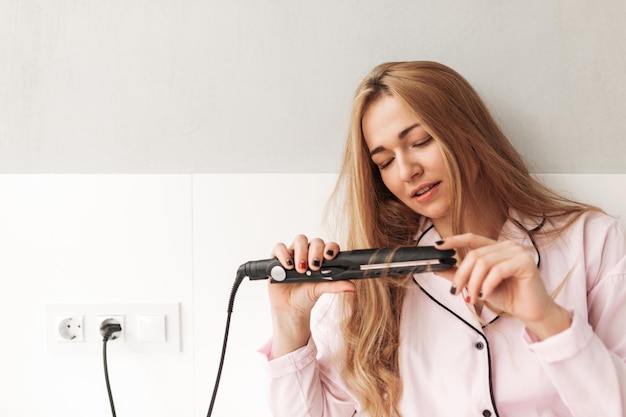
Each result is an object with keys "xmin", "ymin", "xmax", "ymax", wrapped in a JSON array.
[{"xmin": 267, "ymin": 234, "xmax": 356, "ymax": 358}]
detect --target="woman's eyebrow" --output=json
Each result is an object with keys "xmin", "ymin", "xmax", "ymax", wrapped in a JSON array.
[
  {"xmin": 399, "ymin": 123, "xmax": 420, "ymax": 139},
  {"xmin": 369, "ymin": 123, "xmax": 421, "ymax": 157}
]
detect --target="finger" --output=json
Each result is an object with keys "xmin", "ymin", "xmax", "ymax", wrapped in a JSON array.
[
  {"xmin": 436, "ymin": 234, "xmax": 499, "ymax": 289},
  {"xmin": 479, "ymin": 249, "xmax": 537, "ymax": 299},
  {"xmin": 478, "ymin": 262, "xmax": 510, "ymax": 300},
  {"xmin": 312, "ymin": 280, "xmax": 356, "ymax": 299},
  {"xmin": 464, "ymin": 249, "xmax": 514, "ymax": 303},
  {"xmin": 289, "ymin": 234, "xmax": 311, "ymax": 273},
  {"xmin": 323, "ymin": 242, "xmax": 340, "ymax": 260},
  {"xmin": 308, "ymin": 238, "xmax": 326, "ymax": 270},
  {"xmin": 450, "ymin": 243, "xmax": 505, "ymax": 296},
  {"xmin": 271, "ymin": 242, "xmax": 295, "ymax": 269},
  {"xmin": 435, "ymin": 233, "xmax": 497, "ymax": 251},
  {"xmin": 464, "ymin": 241, "xmax": 536, "ymax": 302}
]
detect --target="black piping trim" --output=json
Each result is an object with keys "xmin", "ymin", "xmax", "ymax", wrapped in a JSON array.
[
  {"xmin": 511, "ymin": 216, "xmax": 545, "ymax": 268},
  {"xmin": 483, "ymin": 315, "xmax": 501, "ymax": 328},
  {"xmin": 415, "ymin": 224, "xmax": 435, "ymax": 245},
  {"xmin": 413, "ymin": 279, "xmax": 501, "ymax": 417}
]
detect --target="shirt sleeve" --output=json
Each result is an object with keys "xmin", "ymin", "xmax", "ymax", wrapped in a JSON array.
[
  {"xmin": 523, "ymin": 215, "xmax": 626, "ymax": 417},
  {"xmin": 261, "ymin": 295, "xmax": 358, "ymax": 417}
]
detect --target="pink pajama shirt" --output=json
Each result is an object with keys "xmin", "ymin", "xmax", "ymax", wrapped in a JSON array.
[{"xmin": 262, "ymin": 211, "xmax": 626, "ymax": 417}]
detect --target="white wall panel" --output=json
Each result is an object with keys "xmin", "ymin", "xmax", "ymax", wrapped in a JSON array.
[
  {"xmin": 0, "ymin": 175, "xmax": 194, "ymax": 417},
  {"xmin": 191, "ymin": 173, "xmax": 337, "ymax": 416}
]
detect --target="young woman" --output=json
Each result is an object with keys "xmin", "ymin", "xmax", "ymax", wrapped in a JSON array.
[{"xmin": 261, "ymin": 61, "xmax": 626, "ymax": 417}]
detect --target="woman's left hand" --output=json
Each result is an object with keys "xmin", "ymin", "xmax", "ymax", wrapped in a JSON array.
[{"xmin": 435, "ymin": 234, "xmax": 572, "ymax": 340}]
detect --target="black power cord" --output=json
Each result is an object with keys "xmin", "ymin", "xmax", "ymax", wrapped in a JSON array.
[
  {"xmin": 206, "ymin": 268, "xmax": 246, "ymax": 417},
  {"xmin": 101, "ymin": 320, "xmax": 122, "ymax": 417}
]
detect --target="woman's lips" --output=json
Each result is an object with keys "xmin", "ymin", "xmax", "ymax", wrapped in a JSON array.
[{"xmin": 412, "ymin": 181, "xmax": 441, "ymax": 202}]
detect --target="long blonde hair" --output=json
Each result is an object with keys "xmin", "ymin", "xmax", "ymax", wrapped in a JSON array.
[{"xmin": 325, "ymin": 61, "xmax": 597, "ymax": 417}]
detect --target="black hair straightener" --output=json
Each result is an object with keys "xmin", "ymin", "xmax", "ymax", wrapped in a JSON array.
[{"xmin": 240, "ymin": 245, "xmax": 457, "ymax": 283}]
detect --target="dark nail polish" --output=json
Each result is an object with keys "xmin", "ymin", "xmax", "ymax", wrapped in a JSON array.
[
  {"xmin": 450, "ymin": 284, "xmax": 457, "ymax": 295},
  {"xmin": 286, "ymin": 259, "xmax": 293, "ymax": 267},
  {"xmin": 326, "ymin": 249, "xmax": 335, "ymax": 257},
  {"xmin": 435, "ymin": 240, "xmax": 444, "ymax": 245},
  {"xmin": 313, "ymin": 258, "xmax": 320, "ymax": 267},
  {"xmin": 478, "ymin": 291, "xmax": 483, "ymax": 299}
]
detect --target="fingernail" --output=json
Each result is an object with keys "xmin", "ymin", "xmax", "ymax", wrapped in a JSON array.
[
  {"xmin": 326, "ymin": 249, "xmax": 335, "ymax": 257},
  {"xmin": 465, "ymin": 296, "xmax": 471, "ymax": 303},
  {"xmin": 313, "ymin": 258, "xmax": 320, "ymax": 267},
  {"xmin": 435, "ymin": 240, "xmax": 444, "ymax": 245},
  {"xmin": 298, "ymin": 261, "xmax": 307, "ymax": 270},
  {"xmin": 450, "ymin": 284, "xmax": 457, "ymax": 295},
  {"xmin": 286, "ymin": 259, "xmax": 293, "ymax": 267},
  {"xmin": 478, "ymin": 291, "xmax": 483, "ymax": 299}
]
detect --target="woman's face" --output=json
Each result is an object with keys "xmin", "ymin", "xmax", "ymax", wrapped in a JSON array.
[{"xmin": 362, "ymin": 95, "xmax": 452, "ymax": 231}]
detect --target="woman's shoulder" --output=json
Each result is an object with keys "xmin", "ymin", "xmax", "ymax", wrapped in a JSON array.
[
  {"xmin": 569, "ymin": 209, "xmax": 624, "ymax": 235},
  {"xmin": 537, "ymin": 209, "xmax": 626, "ymax": 258},
  {"xmin": 560, "ymin": 210, "xmax": 626, "ymax": 262},
  {"xmin": 546, "ymin": 209, "xmax": 624, "ymax": 234}
]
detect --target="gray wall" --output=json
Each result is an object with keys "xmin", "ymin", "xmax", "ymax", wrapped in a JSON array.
[{"xmin": 1, "ymin": 1, "xmax": 625, "ymax": 173}]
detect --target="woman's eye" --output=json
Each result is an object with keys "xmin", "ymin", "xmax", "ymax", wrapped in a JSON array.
[
  {"xmin": 412, "ymin": 136, "xmax": 433, "ymax": 148},
  {"xmin": 378, "ymin": 159, "xmax": 393, "ymax": 170}
]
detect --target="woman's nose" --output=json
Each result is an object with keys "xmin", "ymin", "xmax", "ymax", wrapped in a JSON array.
[{"xmin": 397, "ymin": 154, "xmax": 422, "ymax": 182}]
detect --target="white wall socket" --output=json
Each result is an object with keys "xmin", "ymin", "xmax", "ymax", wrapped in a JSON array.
[
  {"xmin": 57, "ymin": 315, "xmax": 84, "ymax": 342},
  {"xmin": 98, "ymin": 315, "xmax": 125, "ymax": 342},
  {"xmin": 46, "ymin": 302, "xmax": 180, "ymax": 354}
]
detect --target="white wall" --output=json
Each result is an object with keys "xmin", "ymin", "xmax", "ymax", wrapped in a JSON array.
[
  {"xmin": 1, "ymin": 1, "xmax": 625, "ymax": 173},
  {"xmin": 0, "ymin": 173, "xmax": 624, "ymax": 417}
]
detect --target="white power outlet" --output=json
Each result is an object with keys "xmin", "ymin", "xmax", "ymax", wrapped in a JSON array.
[
  {"xmin": 98, "ymin": 315, "xmax": 125, "ymax": 342},
  {"xmin": 57, "ymin": 315, "xmax": 84, "ymax": 342}
]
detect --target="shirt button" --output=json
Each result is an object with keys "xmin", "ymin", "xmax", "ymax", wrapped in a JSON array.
[
  {"xmin": 475, "ymin": 341, "xmax": 484, "ymax": 350},
  {"xmin": 482, "ymin": 410, "xmax": 492, "ymax": 417}
]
